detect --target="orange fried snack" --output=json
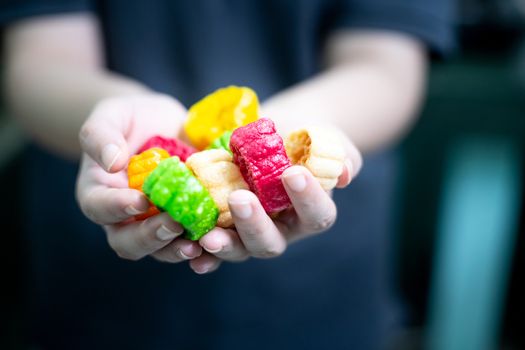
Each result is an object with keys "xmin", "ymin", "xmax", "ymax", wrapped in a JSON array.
[{"xmin": 127, "ymin": 147, "xmax": 170, "ymax": 220}]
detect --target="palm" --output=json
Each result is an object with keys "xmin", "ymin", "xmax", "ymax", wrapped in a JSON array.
[{"xmin": 125, "ymin": 104, "xmax": 186, "ymax": 154}]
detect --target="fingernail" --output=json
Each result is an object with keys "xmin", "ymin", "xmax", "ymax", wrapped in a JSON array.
[
  {"xmin": 284, "ymin": 170, "xmax": 306, "ymax": 192},
  {"xmin": 156, "ymin": 225, "xmax": 181, "ymax": 241},
  {"xmin": 125, "ymin": 205, "xmax": 144, "ymax": 215},
  {"xmin": 202, "ymin": 233, "xmax": 223, "ymax": 253},
  {"xmin": 230, "ymin": 201, "xmax": 252, "ymax": 219},
  {"xmin": 341, "ymin": 159, "xmax": 353, "ymax": 186},
  {"xmin": 194, "ymin": 267, "xmax": 209, "ymax": 275},
  {"xmin": 101, "ymin": 144, "xmax": 121, "ymax": 171},
  {"xmin": 178, "ymin": 250, "xmax": 192, "ymax": 260},
  {"xmin": 205, "ymin": 245, "xmax": 222, "ymax": 254}
]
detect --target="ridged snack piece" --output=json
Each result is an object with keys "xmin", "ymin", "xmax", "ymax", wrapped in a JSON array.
[
  {"xmin": 185, "ymin": 86, "xmax": 259, "ymax": 150},
  {"xmin": 230, "ymin": 118, "xmax": 292, "ymax": 214},
  {"xmin": 186, "ymin": 149, "xmax": 249, "ymax": 227},
  {"xmin": 285, "ymin": 127, "xmax": 345, "ymax": 190},
  {"xmin": 143, "ymin": 157, "xmax": 219, "ymax": 240},
  {"xmin": 138, "ymin": 135, "xmax": 196, "ymax": 162},
  {"xmin": 207, "ymin": 130, "xmax": 233, "ymax": 155},
  {"xmin": 127, "ymin": 147, "xmax": 170, "ymax": 219}
]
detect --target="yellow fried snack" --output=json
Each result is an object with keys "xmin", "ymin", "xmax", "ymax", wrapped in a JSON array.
[
  {"xmin": 184, "ymin": 86, "xmax": 259, "ymax": 150},
  {"xmin": 185, "ymin": 149, "xmax": 249, "ymax": 228},
  {"xmin": 285, "ymin": 127, "xmax": 345, "ymax": 190}
]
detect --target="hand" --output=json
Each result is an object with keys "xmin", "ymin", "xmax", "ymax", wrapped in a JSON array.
[
  {"xmin": 76, "ymin": 94, "xmax": 203, "ymax": 263},
  {"xmin": 191, "ymin": 134, "xmax": 362, "ymax": 274}
]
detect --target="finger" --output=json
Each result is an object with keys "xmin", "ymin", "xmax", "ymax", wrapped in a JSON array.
[
  {"xmin": 79, "ymin": 100, "xmax": 131, "ymax": 172},
  {"xmin": 106, "ymin": 212, "xmax": 184, "ymax": 261},
  {"xmin": 79, "ymin": 186, "xmax": 151, "ymax": 225},
  {"xmin": 199, "ymin": 228, "xmax": 250, "ymax": 262},
  {"xmin": 152, "ymin": 238, "xmax": 203, "ymax": 263},
  {"xmin": 228, "ymin": 190, "xmax": 287, "ymax": 258},
  {"xmin": 189, "ymin": 253, "xmax": 222, "ymax": 274},
  {"xmin": 282, "ymin": 166, "xmax": 337, "ymax": 236}
]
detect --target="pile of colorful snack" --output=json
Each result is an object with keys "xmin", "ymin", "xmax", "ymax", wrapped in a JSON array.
[{"xmin": 127, "ymin": 86, "xmax": 346, "ymax": 240}]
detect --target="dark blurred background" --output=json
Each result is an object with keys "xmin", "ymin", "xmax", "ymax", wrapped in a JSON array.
[
  {"xmin": 2, "ymin": 0, "xmax": 525, "ymax": 349},
  {"xmin": 396, "ymin": 0, "xmax": 525, "ymax": 349}
]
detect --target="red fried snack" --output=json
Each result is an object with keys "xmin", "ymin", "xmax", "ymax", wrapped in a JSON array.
[
  {"xmin": 230, "ymin": 118, "xmax": 292, "ymax": 213},
  {"xmin": 138, "ymin": 135, "xmax": 196, "ymax": 162}
]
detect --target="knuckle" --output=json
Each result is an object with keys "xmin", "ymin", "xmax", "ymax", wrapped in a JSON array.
[
  {"xmin": 155, "ymin": 94, "xmax": 178, "ymax": 107},
  {"xmin": 115, "ymin": 249, "xmax": 141, "ymax": 261},
  {"xmin": 298, "ymin": 199, "xmax": 317, "ymax": 212},
  {"xmin": 107, "ymin": 234, "xmax": 141, "ymax": 261},
  {"xmin": 79, "ymin": 123, "xmax": 96, "ymax": 149},
  {"xmin": 206, "ymin": 262, "xmax": 222, "ymax": 273},
  {"xmin": 135, "ymin": 222, "xmax": 168, "ymax": 250},
  {"xmin": 135, "ymin": 230, "xmax": 155, "ymax": 252},
  {"xmin": 254, "ymin": 243, "xmax": 286, "ymax": 259},
  {"xmin": 79, "ymin": 189, "xmax": 108, "ymax": 225},
  {"xmin": 74, "ymin": 184, "xmax": 83, "ymax": 208},
  {"xmin": 218, "ymin": 249, "xmax": 246, "ymax": 262},
  {"xmin": 306, "ymin": 203, "xmax": 337, "ymax": 233},
  {"xmin": 151, "ymin": 254, "xmax": 166, "ymax": 263},
  {"xmin": 151, "ymin": 253, "xmax": 175, "ymax": 264},
  {"xmin": 164, "ymin": 255, "xmax": 183, "ymax": 263},
  {"xmin": 311, "ymin": 214, "xmax": 336, "ymax": 233},
  {"xmin": 222, "ymin": 250, "xmax": 250, "ymax": 262},
  {"xmin": 79, "ymin": 189, "xmax": 100, "ymax": 224},
  {"xmin": 80, "ymin": 205, "xmax": 97, "ymax": 223},
  {"xmin": 108, "ymin": 198, "xmax": 132, "ymax": 222},
  {"xmin": 233, "ymin": 255, "xmax": 250, "ymax": 262},
  {"xmin": 94, "ymin": 96, "xmax": 120, "ymax": 112}
]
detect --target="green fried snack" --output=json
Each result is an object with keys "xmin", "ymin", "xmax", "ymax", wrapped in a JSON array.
[
  {"xmin": 143, "ymin": 157, "xmax": 219, "ymax": 240},
  {"xmin": 207, "ymin": 130, "xmax": 233, "ymax": 155}
]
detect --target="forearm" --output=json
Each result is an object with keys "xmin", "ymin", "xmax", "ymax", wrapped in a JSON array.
[
  {"xmin": 5, "ymin": 65, "xmax": 148, "ymax": 158},
  {"xmin": 3, "ymin": 14, "xmax": 149, "ymax": 159},
  {"xmin": 263, "ymin": 31, "xmax": 427, "ymax": 154}
]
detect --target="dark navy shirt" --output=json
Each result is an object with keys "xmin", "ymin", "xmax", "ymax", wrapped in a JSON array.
[{"xmin": 1, "ymin": 1, "xmax": 454, "ymax": 349}]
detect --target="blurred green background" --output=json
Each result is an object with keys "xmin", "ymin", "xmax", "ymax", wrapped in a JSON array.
[{"xmin": 2, "ymin": 0, "xmax": 525, "ymax": 349}]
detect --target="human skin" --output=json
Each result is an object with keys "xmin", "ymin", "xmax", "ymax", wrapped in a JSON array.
[{"xmin": 3, "ymin": 14, "xmax": 426, "ymax": 273}]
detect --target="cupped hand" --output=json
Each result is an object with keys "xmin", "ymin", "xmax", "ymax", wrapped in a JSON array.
[
  {"xmin": 76, "ymin": 97, "xmax": 362, "ymax": 274},
  {"xmin": 76, "ymin": 94, "xmax": 203, "ymax": 263},
  {"xmin": 191, "ymin": 134, "xmax": 363, "ymax": 274}
]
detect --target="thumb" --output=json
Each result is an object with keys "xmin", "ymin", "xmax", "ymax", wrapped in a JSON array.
[{"xmin": 79, "ymin": 102, "xmax": 130, "ymax": 173}]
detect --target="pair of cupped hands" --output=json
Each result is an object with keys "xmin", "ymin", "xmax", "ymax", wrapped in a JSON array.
[{"xmin": 76, "ymin": 94, "xmax": 362, "ymax": 274}]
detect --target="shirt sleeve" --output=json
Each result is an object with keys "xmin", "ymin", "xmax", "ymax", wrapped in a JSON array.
[
  {"xmin": 330, "ymin": 0, "xmax": 456, "ymax": 57},
  {"xmin": 0, "ymin": 0, "xmax": 92, "ymax": 26}
]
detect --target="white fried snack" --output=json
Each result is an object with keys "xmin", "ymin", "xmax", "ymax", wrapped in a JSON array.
[
  {"xmin": 285, "ymin": 127, "xmax": 345, "ymax": 190},
  {"xmin": 186, "ymin": 149, "xmax": 249, "ymax": 228}
]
